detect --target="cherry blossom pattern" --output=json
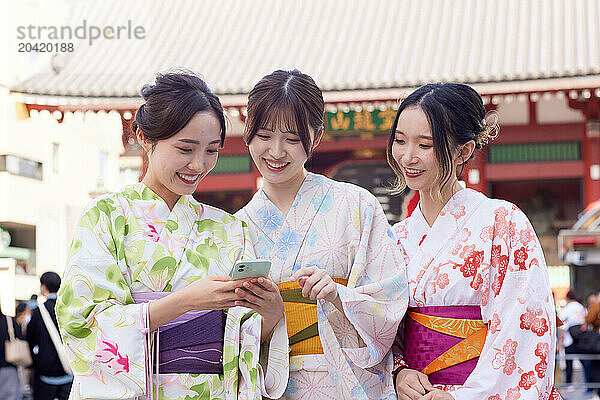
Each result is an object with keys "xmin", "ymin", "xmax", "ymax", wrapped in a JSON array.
[
  {"xmin": 492, "ymin": 339, "xmax": 518, "ymax": 376},
  {"xmin": 518, "ymin": 370, "xmax": 536, "ymax": 390},
  {"xmin": 394, "ymin": 223, "xmax": 408, "ymax": 241},
  {"xmin": 513, "ymin": 247, "xmax": 529, "ymax": 270},
  {"xmin": 489, "ymin": 313, "xmax": 502, "ymax": 334},
  {"xmin": 534, "ymin": 343, "xmax": 549, "ymax": 379},
  {"xmin": 455, "ymin": 249, "xmax": 485, "ymax": 290},
  {"xmin": 491, "ymin": 245, "xmax": 509, "ymax": 296},
  {"xmin": 449, "ymin": 205, "xmax": 466, "ymax": 220},
  {"xmin": 505, "ymin": 386, "xmax": 521, "ymax": 400},
  {"xmin": 519, "ymin": 306, "xmax": 549, "ymax": 337},
  {"xmin": 459, "ymin": 228, "xmax": 472, "ymax": 242}
]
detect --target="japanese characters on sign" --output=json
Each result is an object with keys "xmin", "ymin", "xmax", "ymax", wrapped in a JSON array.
[{"xmin": 326, "ymin": 107, "xmax": 398, "ymax": 135}]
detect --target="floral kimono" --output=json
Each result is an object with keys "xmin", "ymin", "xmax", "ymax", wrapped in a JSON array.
[
  {"xmin": 56, "ymin": 183, "xmax": 288, "ymax": 400},
  {"xmin": 236, "ymin": 173, "xmax": 408, "ymax": 400},
  {"xmin": 393, "ymin": 188, "xmax": 561, "ymax": 400}
]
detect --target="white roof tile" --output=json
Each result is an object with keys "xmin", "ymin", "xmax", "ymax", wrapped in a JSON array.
[{"xmin": 11, "ymin": 0, "xmax": 600, "ymax": 98}]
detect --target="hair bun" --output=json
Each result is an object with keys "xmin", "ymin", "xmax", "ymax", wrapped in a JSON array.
[
  {"xmin": 140, "ymin": 84, "xmax": 155, "ymax": 100},
  {"xmin": 476, "ymin": 111, "xmax": 499, "ymax": 147}
]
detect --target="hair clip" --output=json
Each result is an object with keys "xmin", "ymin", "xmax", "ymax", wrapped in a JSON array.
[{"xmin": 477, "ymin": 112, "xmax": 499, "ymax": 146}]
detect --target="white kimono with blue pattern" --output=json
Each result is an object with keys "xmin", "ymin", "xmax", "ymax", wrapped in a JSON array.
[{"xmin": 236, "ymin": 173, "xmax": 408, "ymax": 400}]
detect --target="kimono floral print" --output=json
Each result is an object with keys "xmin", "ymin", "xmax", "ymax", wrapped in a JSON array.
[
  {"xmin": 393, "ymin": 189, "xmax": 560, "ymax": 400},
  {"xmin": 56, "ymin": 183, "xmax": 288, "ymax": 400},
  {"xmin": 237, "ymin": 173, "xmax": 408, "ymax": 400}
]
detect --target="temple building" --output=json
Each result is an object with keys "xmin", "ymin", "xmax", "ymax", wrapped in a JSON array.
[{"xmin": 4, "ymin": 0, "xmax": 599, "ymax": 303}]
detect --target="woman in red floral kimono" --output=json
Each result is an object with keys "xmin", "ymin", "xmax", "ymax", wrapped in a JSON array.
[{"xmin": 387, "ymin": 83, "xmax": 561, "ymax": 400}]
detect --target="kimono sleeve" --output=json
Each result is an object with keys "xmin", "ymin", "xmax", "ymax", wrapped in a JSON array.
[
  {"xmin": 234, "ymin": 220, "xmax": 289, "ymax": 399},
  {"xmin": 390, "ymin": 221, "xmax": 411, "ymax": 372},
  {"xmin": 56, "ymin": 196, "xmax": 148, "ymax": 399},
  {"xmin": 452, "ymin": 205, "xmax": 557, "ymax": 399},
  {"xmin": 330, "ymin": 190, "xmax": 409, "ymax": 369}
]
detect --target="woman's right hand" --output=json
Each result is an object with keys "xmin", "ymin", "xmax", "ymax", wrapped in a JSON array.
[
  {"xmin": 395, "ymin": 368, "xmax": 435, "ymax": 400},
  {"xmin": 149, "ymin": 276, "xmax": 250, "ymax": 331},
  {"xmin": 180, "ymin": 275, "xmax": 250, "ymax": 311}
]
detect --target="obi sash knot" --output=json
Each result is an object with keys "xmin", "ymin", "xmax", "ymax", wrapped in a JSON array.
[
  {"xmin": 403, "ymin": 305, "xmax": 487, "ymax": 385},
  {"xmin": 277, "ymin": 278, "xmax": 348, "ymax": 356},
  {"xmin": 132, "ymin": 292, "xmax": 225, "ymax": 375}
]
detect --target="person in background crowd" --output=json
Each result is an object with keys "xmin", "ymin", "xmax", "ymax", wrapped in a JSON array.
[
  {"xmin": 586, "ymin": 290, "xmax": 600, "ymax": 330},
  {"xmin": 0, "ymin": 305, "xmax": 25, "ymax": 400},
  {"xmin": 27, "ymin": 295, "xmax": 38, "ymax": 312},
  {"xmin": 583, "ymin": 291, "xmax": 600, "ymax": 394},
  {"xmin": 26, "ymin": 272, "xmax": 73, "ymax": 400},
  {"xmin": 552, "ymin": 292, "xmax": 562, "ymax": 387},
  {"xmin": 15, "ymin": 302, "xmax": 31, "ymax": 334},
  {"xmin": 15, "ymin": 301, "xmax": 33, "ymax": 399},
  {"xmin": 558, "ymin": 290, "xmax": 587, "ymax": 385}
]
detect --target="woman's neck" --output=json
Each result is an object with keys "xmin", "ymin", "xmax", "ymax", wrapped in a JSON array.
[
  {"xmin": 261, "ymin": 169, "xmax": 308, "ymax": 215},
  {"xmin": 419, "ymin": 179, "xmax": 463, "ymax": 227},
  {"xmin": 142, "ymin": 175, "xmax": 179, "ymax": 211}
]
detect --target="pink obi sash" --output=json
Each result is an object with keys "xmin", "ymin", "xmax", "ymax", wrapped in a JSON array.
[
  {"xmin": 403, "ymin": 305, "xmax": 487, "ymax": 385},
  {"xmin": 132, "ymin": 292, "xmax": 225, "ymax": 375}
]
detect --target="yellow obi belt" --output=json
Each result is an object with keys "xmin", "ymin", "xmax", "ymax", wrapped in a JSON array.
[
  {"xmin": 277, "ymin": 278, "xmax": 348, "ymax": 356},
  {"xmin": 403, "ymin": 306, "xmax": 487, "ymax": 385}
]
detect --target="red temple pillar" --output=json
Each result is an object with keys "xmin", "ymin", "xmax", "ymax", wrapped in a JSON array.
[
  {"xmin": 120, "ymin": 111, "xmax": 134, "ymax": 148},
  {"xmin": 464, "ymin": 149, "xmax": 487, "ymax": 194},
  {"xmin": 120, "ymin": 110, "xmax": 147, "ymax": 181},
  {"xmin": 569, "ymin": 96, "xmax": 600, "ymax": 206}
]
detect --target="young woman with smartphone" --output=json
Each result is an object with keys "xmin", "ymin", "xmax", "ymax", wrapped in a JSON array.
[
  {"xmin": 56, "ymin": 72, "xmax": 288, "ymax": 400},
  {"xmin": 235, "ymin": 69, "xmax": 408, "ymax": 400}
]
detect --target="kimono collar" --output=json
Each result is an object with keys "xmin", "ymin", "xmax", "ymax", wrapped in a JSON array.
[
  {"xmin": 409, "ymin": 188, "xmax": 487, "ymax": 261},
  {"xmin": 244, "ymin": 173, "xmax": 333, "ymax": 244},
  {"xmin": 130, "ymin": 182, "xmax": 187, "ymax": 211},
  {"xmin": 413, "ymin": 189, "xmax": 484, "ymax": 228},
  {"xmin": 125, "ymin": 183, "xmax": 201, "ymax": 292}
]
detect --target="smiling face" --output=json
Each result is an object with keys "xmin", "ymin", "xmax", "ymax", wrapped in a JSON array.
[
  {"xmin": 248, "ymin": 122, "xmax": 315, "ymax": 187},
  {"xmin": 138, "ymin": 111, "xmax": 221, "ymax": 208},
  {"xmin": 391, "ymin": 106, "xmax": 443, "ymax": 193}
]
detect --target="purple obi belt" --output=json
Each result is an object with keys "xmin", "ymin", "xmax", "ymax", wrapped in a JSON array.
[
  {"xmin": 132, "ymin": 292, "xmax": 225, "ymax": 375},
  {"xmin": 403, "ymin": 305, "xmax": 488, "ymax": 386}
]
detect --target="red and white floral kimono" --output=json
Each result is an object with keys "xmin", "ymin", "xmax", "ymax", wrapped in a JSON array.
[{"xmin": 393, "ymin": 189, "xmax": 561, "ymax": 400}]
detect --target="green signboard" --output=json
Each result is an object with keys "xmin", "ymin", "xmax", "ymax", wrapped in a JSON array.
[
  {"xmin": 210, "ymin": 155, "xmax": 251, "ymax": 174},
  {"xmin": 488, "ymin": 142, "xmax": 581, "ymax": 163},
  {"xmin": 326, "ymin": 108, "xmax": 397, "ymax": 134}
]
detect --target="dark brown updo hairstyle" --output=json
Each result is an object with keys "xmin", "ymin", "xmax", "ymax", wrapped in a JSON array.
[
  {"xmin": 386, "ymin": 82, "xmax": 497, "ymax": 193},
  {"xmin": 244, "ymin": 69, "xmax": 325, "ymax": 156},
  {"xmin": 132, "ymin": 71, "xmax": 226, "ymax": 149}
]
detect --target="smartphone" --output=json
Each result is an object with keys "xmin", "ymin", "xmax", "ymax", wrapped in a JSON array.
[{"xmin": 229, "ymin": 259, "xmax": 271, "ymax": 280}]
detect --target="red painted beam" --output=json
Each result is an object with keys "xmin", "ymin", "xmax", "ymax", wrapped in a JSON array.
[
  {"xmin": 195, "ymin": 172, "xmax": 256, "ymax": 192},
  {"xmin": 486, "ymin": 161, "xmax": 584, "ymax": 181},
  {"xmin": 221, "ymin": 136, "xmax": 248, "ymax": 154},
  {"xmin": 221, "ymin": 135, "xmax": 389, "ymax": 155},
  {"xmin": 493, "ymin": 123, "xmax": 585, "ymax": 144},
  {"xmin": 316, "ymin": 136, "xmax": 388, "ymax": 152}
]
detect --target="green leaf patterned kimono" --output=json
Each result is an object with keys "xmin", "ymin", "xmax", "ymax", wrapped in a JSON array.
[{"xmin": 56, "ymin": 183, "xmax": 289, "ymax": 400}]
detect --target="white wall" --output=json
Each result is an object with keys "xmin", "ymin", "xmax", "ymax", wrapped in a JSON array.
[
  {"xmin": 0, "ymin": 258, "xmax": 16, "ymax": 315},
  {"xmin": 0, "ymin": 90, "xmax": 125, "ymax": 299}
]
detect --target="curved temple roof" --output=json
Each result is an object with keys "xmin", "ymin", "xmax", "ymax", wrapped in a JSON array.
[{"xmin": 10, "ymin": 0, "xmax": 600, "ymax": 99}]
